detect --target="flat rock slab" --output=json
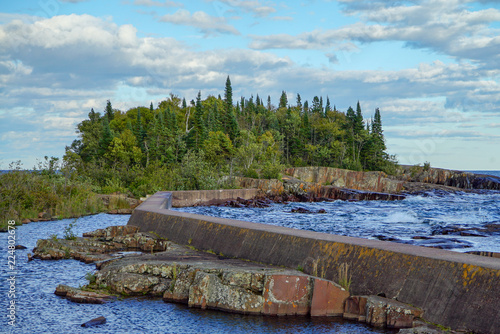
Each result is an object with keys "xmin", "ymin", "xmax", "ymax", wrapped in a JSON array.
[
  {"xmin": 94, "ymin": 244, "xmax": 351, "ymax": 317},
  {"xmin": 55, "ymin": 285, "xmax": 116, "ymax": 304}
]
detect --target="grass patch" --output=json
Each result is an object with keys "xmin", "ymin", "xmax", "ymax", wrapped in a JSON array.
[{"xmin": 338, "ymin": 262, "xmax": 352, "ymax": 292}]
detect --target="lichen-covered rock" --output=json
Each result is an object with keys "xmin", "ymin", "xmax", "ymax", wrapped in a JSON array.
[
  {"xmin": 32, "ymin": 226, "xmax": 169, "ymax": 263},
  {"xmin": 83, "ymin": 225, "xmax": 139, "ymax": 238},
  {"xmin": 262, "ymin": 275, "xmax": 312, "ymax": 316},
  {"xmin": 55, "ymin": 284, "xmax": 115, "ymax": 304},
  {"xmin": 189, "ymin": 271, "xmax": 264, "ymax": 314},
  {"xmin": 366, "ymin": 295, "xmax": 423, "ymax": 328},
  {"xmin": 95, "ymin": 271, "xmax": 170, "ymax": 296},
  {"xmin": 163, "ymin": 267, "xmax": 198, "ymax": 303}
]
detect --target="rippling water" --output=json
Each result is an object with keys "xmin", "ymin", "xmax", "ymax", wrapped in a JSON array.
[
  {"xmin": 0, "ymin": 214, "xmax": 390, "ymax": 334},
  {"xmin": 176, "ymin": 190, "xmax": 500, "ymax": 253}
]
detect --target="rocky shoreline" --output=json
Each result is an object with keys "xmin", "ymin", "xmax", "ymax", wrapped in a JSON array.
[
  {"xmin": 205, "ymin": 167, "xmax": 500, "ymax": 208},
  {"xmin": 30, "ymin": 225, "xmax": 453, "ymax": 333}
]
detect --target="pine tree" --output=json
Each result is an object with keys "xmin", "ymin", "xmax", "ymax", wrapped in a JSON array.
[
  {"xmin": 303, "ymin": 100, "xmax": 309, "ymax": 114},
  {"xmin": 312, "ymin": 96, "xmax": 321, "ymax": 113},
  {"xmin": 279, "ymin": 91, "xmax": 288, "ymax": 109},
  {"xmin": 267, "ymin": 95, "xmax": 272, "ymax": 111},
  {"xmin": 191, "ymin": 91, "xmax": 206, "ymax": 149},
  {"xmin": 371, "ymin": 108, "xmax": 386, "ymax": 154},
  {"xmin": 135, "ymin": 108, "xmax": 146, "ymax": 152},
  {"xmin": 224, "ymin": 76, "xmax": 239, "ymax": 142},
  {"xmin": 105, "ymin": 100, "xmax": 114, "ymax": 122},
  {"xmin": 325, "ymin": 96, "xmax": 331, "ymax": 113},
  {"xmin": 99, "ymin": 116, "xmax": 113, "ymax": 156},
  {"xmin": 224, "ymin": 76, "xmax": 233, "ymax": 112},
  {"xmin": 355, "ymin": 101, "xmax": 364, "ymax": 134},
  {"xmin": 296, "ymin": 94, "xmax": 302, "ymax": 109}
]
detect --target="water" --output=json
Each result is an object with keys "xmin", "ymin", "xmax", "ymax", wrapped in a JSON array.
[
  {"xmin": 176, "ymin": 188, "xmax": 500, "ymax": 253},
  {"xmin": 0, "ymin": 214, "xmax": 389, "ymax": 334}
]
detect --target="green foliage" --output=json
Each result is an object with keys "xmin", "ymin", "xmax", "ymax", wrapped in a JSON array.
[
  {"xmin": 0, "ymin": 164, "xmax": 104, "ymax": 223},
  {"xmin": 85, "ymin": 271, "xmax": 97, "ymax": 285},
  {"xmin": 63, "ymin": 219, "xmax": 78, "ymax": 240},
  {"xmin": 51, "ymin": 77, "xmax": 396, "ymax": 198},
  {"xmin": 338, "ymin": 262, "xmax": 352, "ymax": 292}
]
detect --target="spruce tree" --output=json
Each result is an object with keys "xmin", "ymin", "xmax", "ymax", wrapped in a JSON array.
[
  {"xmin": 224, "ymin": 76, "xmax": 239, "ymax": 142},
  {"xmin": 99, "ymin": 116, "xmax": 113, "ymax": 156},
  {"xmin": 279, "ymin": 91, "xmax": 288, "ymax": 109},
  {"xmin": 105, "ymin": 100, "xmax": 114, "ymax": 122},
  {"xmin": 296, "ymin": 94, "xmax": 302, "ymax": 109},
  {"xmin": 325, "ymin": 96, "xmax": 331, "ymax": 113}
]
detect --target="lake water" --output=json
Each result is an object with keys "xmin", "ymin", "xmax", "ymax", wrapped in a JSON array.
[
  {"xmin": 0, "ymin": 214, "xmax": 390, "ymax": 334},
  {"xmin": 176, "ymin": 186, "xmax": 500, "ymax": 254},
  {"xmin": 1, "ymin": 171, "xmax": 498, "ymax": 333}
]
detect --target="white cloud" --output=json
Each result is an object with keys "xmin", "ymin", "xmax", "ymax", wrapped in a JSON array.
[
  {"xmin": 207, "ymin": 0, "xmax": 277, "ymax": 17},
  {"xmin": 159, "ymin": 9, "xmax": 240, "ymax": 35},
  {"xmin": 132, "ymin": 0, "xmax": 183, "ymax": 7},
  {"xmin": 249, "ymin": 1, "xmax": 500, "ymax": 69},
  {"xmin": 0, "ymin": 9, "xmax": 499, "ymax": 169}
]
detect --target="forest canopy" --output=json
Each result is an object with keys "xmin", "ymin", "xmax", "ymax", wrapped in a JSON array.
[{"xmin": 63, "ymin": 76, "xmax": 397, "ymax": 196}]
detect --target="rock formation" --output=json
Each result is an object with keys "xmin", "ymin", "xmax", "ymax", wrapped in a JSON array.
[{"xmin": 31, "ymin": 226, "xmax": 440, "ymax": 331}]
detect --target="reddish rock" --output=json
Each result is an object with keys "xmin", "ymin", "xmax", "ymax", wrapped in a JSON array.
[
  {"xmin": 366, "ymin": 295, "xmax": 423, "ymax": 328},
  {"xmin": 310, "ymin": 278, "xmax": 350, "ymax": 317},
  {"xmin": 262, "ymin": 275, "xmax": 312, "ymax": 316},
  {"xmin": 343, "ymin": 296, "xmax": 368, "ymax": 322},
  {"xmin": 366, "ymin": 295, "xmax": 387, "ymax": 327},
  {"xmin": 21, "ymin": 218, "xmax": 31, "ymax": 224}
]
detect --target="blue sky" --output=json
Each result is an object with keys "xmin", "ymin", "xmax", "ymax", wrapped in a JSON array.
[{"xmin": 1, "ymin": 0, "xmax": 499, "ymax": 170}]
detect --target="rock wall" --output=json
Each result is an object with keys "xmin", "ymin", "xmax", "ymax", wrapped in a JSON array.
[
  {"xmin": 129, "ymin": 192, "xmax": 500, "ymax": 334},
  {"xmin": 283, "ymin": 167, "xmax": 404, "ymax": 193},
  {"xmin": 170, "ymin": 189, "xmax": 261, "ymax": 207},
  {"xmin": 396, "ymin": 165, "xmax": 500, "ymax": 190}
]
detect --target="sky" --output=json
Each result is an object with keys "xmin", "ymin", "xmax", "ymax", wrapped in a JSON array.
[{"xmin": 0, "ymin": 0, "xmax": 499, "ymax": 171}]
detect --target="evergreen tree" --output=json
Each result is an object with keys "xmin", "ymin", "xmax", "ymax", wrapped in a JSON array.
[
  {"xmin": 224, "ymin": 76, "xmax": 239, "ymax": 142},
  {"xmin": 370, "ymin": 108, "xmax": 386, "ymax": 164},
  {"xmin": 99, "ymin": 116, "xmax": 113, "ymax": 156},
  {"xmin": 150, "ymin": 102, "xmax": 154, "ymax": 111},
  {"xmin": 296, "ymin": 94, "xmax": 302, "ymax": 109},
  {"xmin": 312, "ymin": 96, "xmax": 321, "ymax": 113},
  {"xmin": 188, "ymin": 91, "xmax": 206, "ymax": 150},
  {"xmin": 105, "ymin": 100, "xmax": 114, "ymax": 122},
  {"xmin": 303, "ymin": 100, "xmax": 309, "ymax": 114},
  {"xmin": 267, "ymin": 95, "xmax": 272, "ymax": 111},
  {"xmin": 224, "ymin": 76, "xmax": 233, "ymax": 112},
  {"xmin": 355, "ymin": 101, "xmax": 364, "ymax": 134},
  {"xmin": 325, "ymin": 96, "xmax": 331, "ymax": 113},
  {"xmin": 279, "ymin": 91, "xmax": 288, "ymax": 109},
  {"xmin": 135, "ymin": 108, "xmax": 146, "ymax": 152}
]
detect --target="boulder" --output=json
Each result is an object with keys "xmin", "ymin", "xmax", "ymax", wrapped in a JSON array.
[
  {"xmin": 188, "ymin": 271, "xmax": 264, "ymax": 315},
  {"xmin": 343, "ymin": 296, "xmax": 368, "ymax": 322},
  {"xmin": 81, "ymin": 316, "xmax": 106, "ymax": 328},
  {"xmin": 366, "ymin": 295, "xmax": 423, "ymax": 328},
  {"xmin": 310, "ymin": 278, "xmax": 350, "ymax": 317},
  {"xmin": 262, "ymin": 274, "xmax": 312, "ymax": 316},
  {"xmin": 55, "ymin": 285, "xmax": 115, "ymax": 304}
]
